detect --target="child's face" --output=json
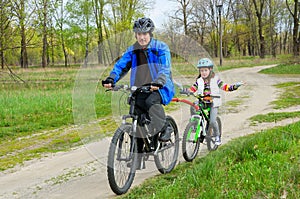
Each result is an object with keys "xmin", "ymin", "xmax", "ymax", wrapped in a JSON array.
[{"xmin": 199, "ymin": 68, "xmax": 211, "ymax": 78}]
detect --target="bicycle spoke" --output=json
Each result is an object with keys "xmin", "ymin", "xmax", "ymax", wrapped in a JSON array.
[
  {"xmin": 182, "ymin": 120, "xmax": 201, "ymax": 162},
  {"xmin": 107, "ymin": 125, "xmax": 136, "ymax": 195},
  {"xmin": 154, "ymin": 116, "xmax": 179, "ymax": 174}
]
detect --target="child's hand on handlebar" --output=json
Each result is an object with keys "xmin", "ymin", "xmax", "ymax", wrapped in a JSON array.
[{"xmin": 234, "ymin": 81, "xmax": 244, "ymax": 89}]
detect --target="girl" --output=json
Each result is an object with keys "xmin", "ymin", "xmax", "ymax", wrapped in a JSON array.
[{"xmin": 190, "ymin": 58, "xmax": 243, "ymax": 145}]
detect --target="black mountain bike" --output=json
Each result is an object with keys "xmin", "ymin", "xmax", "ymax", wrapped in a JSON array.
[{"xmin": 106, "ymin": 83, "xmax": 179, "ymax": 195}]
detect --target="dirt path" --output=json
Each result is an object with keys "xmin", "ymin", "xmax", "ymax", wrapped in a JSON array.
[{"xmin": 1, "ymin": 65, "xmax": 299, "ymax": 199}]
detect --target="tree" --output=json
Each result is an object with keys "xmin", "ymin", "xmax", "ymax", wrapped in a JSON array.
[
  {"xmin": 11, "ymin": 0, "xmax": 36, "ymax": 68},
  {"xmin": 253, "ymin": 0, "xmax": 266, "ymax": 58},
  {"xmin": 171, "ymin": 0, "xmax": 193, "ymax": 35},
  {"xmin": 0, "ymin": 0, "xmax": 12, "ymax": 69},
  {"xmin": 104, "ymin": 0, "xmax": 152, "ymax": 60},
  {"xmin": 286, "ymin": 0, "xmax": 300, "ymax": 56},
  {"xmin": 34, "ymin": 0, "xmax": 50, "ymax": 67},
  {"xmin": 66, "ymin": 0, "xmax": 94, "ymax": 67},
  {"xmin": 92, "ymin": 0, "xmax": 106, "ymax": 64}
]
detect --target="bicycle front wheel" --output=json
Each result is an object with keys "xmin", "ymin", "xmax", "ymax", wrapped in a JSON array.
[
  {"xmin": 182, "ymin": 120, "xmax": 201, "ymax": 162},
  {"xmin": 154, "ymin": 116, "xmax": 179, "ymax": 174},
  {"xmin": 207, "ymin": 116, "xmax": 222, "ymax": 151},
  {"xmin": 107, "ymin": 124, "xmax": 137, "ymax": 195}
]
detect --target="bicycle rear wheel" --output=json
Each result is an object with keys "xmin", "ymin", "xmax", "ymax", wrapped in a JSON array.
[
  {"xmin": 107, "ymin": 124, "xmax": 137, "ymax": 195},
  {"xmin": 154, "ymin": 116, "xmax": 179, "ymax": 174},
  {"xmin": 182, "ymin": 120, "xmax": 201, "ymax": 162},
  {"xmin": 206, "ymin": 116, "xmax": 222, "ymax": 151}
]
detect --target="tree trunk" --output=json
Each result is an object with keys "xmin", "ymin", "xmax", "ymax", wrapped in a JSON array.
[
  {"xmin": 61, "ymin": 37, "xmax": 68, "ymax": 67},
  {"xmin": 253, "ymin": 0, "xmax": 266, "ymax": 58},
  {"xmin": 292, "ymin": 0, "xmax": 299, "ymax": 56},
  {"xmin": 0, "ymin": 48, "xmax": 3, "ymax": 69},
  {"xmin": 93, "ymin": 0, "xmax": 105, "ymax": 64},
  {"xmin": 20, "ymin": 26, "xmax": 28, "ymax": 68},
  {"xmin": 42, "ymin": 0, "xmax": 48, "ymax": 68},
  {"xmin": 269, "ymin": 0, "xmax": 276, "ymax": 58},
  {"xmin": 84, "ymin": 16, "xmax": 89, "ymax": 68},
  {"xmin": 0, "ymin": 19, "xmax": 4, "ymax": 69}
]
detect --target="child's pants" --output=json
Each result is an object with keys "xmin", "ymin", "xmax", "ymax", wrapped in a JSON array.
[{"xmin": 209, "ymin": 107, "xmax": 220, "ymax": 137}]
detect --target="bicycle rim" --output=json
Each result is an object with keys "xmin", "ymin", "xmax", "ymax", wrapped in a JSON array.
[
  {"xmin": 107, "ymin": 124, "xmax": 137, "ymax": 195},
  {"xmin": 154, "ymin": 116, "xmax": 179, "ymax": 174},
  {"xmin": 182, "ymin": 120, "xmax": 201, "ymax": 162}
]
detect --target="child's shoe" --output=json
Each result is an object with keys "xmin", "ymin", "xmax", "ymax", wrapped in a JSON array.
[{"xmin": 215, "ymin": 136, "xmax": 221, "ymax": 146}]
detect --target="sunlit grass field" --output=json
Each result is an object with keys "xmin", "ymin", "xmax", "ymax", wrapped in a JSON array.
[
  {"xmin": 0, "ymin": 57, "xmax": 299, "ymax": 172},
  {"xmin": 0, "ymin": 67, "xmax": 113, "ymax": 139},
  {"xmin": 0, "ymin": 67, "xmax": 113, "ymax": 170},
  {"xmin": 119, "ymin": 122, "xmax": 300, "ymax": 199},
  {"xmin": 118, "ymin": 60, "xmax": 300, "ymax": 199}
]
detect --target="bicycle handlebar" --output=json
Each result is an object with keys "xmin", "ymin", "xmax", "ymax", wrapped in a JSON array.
[
  {"xmin": 179, "ymin": 90, "xmax": 194, "ymax": 96},
  {"xmin": 179, "ymin": 89, "xmax": 220, "ymax": 99},
  {"xmin": 105, "ymin": 83, "xmax": 163, "ymax": 93}
]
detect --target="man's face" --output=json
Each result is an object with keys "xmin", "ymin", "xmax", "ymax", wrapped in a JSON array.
[{"xmin": 136, "ymin": 32, "xmax": 151, "ymax": 48}]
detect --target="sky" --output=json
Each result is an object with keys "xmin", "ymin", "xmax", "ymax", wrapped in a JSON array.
[{"xmin": 147, "ymin": 0, "xmax": 178, "ymax": 29}]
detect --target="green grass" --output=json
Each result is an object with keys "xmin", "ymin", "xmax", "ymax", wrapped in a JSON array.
[
  {"xmin": 215, "ymin": 54, "xmax": 293, "ymax": 71},
  {"xmin": 249, "ymin": 81, "xmax": 300, "ymax": 125},
  {"xmin": 118, "ymin": 59, "xmax": 300, "ymax": 198},
  {"xmin": 260, "ymin": 63, "xmax": 300, "ymax": 74},
  {"xmin": 0, "ymin": 67, "xmax": 115, "ymax": 170},
  {"xmin": 270, "ymin": 82, "xmax": 300, "ymax": 109},
  {"xmin": 224, "ymin": 95, "xmax": 249, "ymax": 113},
  {"xmin": 250, "ymin": 111, "xmax": 300, "ymax": 124},
  {"xmin": 0, "ymin": 68, "xmax": 112, "ymax": 139},
  {"xmin": 119, "ymin": 122, "xmax": 300, "ymax": 199},
  {"xmin": 171, "ymin": 55, "xmax": 293, "ymax": 74},
  {"xmin": 0, "ymin": 57, "xmax": 298, "ymax": 172}
]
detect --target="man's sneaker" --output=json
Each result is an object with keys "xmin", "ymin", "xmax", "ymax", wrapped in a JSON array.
[
  {"xmin": 159, "ymin": 125, "xmax": 173, "ymax": 142},
  {"xmin": 215, "ymin": 136, "xmax": 221, "ymax": 146}
]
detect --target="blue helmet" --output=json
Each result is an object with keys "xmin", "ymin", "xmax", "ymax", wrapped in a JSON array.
[{"xmin": 197, "ymin": 58, "xmax": 214, "ymax": 68}]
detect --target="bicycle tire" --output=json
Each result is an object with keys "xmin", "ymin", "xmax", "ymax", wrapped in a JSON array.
[
  {"xmin": 154, "ymin": 116, "xmax": 179, "ymax": 174},
  {"xmin": 206, "ymin": 116, "xmax": 222, "ymax": 151},
  {"xmin": 182, "ymin": 120, "xmax": 201, "ymax": 162},
  {"xmin": 107, "ymin": 124, "xmax": 137, "ymax": 195}
]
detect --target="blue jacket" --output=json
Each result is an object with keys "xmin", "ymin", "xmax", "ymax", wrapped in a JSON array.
[{"xmin": 109, "ymin": 38, "xmax": 175, "ymax": 105}]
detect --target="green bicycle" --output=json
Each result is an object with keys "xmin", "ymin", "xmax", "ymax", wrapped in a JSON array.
[{"xmin": 172, "ymin": 91, "xmax": 222, "ymax": 162}]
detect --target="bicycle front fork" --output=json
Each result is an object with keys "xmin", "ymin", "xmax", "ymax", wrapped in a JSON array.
[{"xmin": 190, "ymin": 115, "xmax": 206, "ymax": 139}]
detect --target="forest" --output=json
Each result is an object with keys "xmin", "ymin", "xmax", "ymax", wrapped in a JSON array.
[{"xmin": 0, "ymin": 0, "xmax": 299, "ymax": 69}]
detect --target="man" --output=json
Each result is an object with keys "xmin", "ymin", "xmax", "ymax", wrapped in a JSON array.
[{"xmin": 102, "ymin": 17, "xmax": 174, "ymax": 144}]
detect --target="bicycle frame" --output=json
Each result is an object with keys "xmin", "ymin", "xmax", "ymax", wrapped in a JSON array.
[
  {"xmin": 114, "ymin": 83, "xmax": 178, "ymax": 155},
  {"xmin": 122, "ymin": 100, "xmax": 152, "ymax": 158},
  {"xmin": 190, "ymin": 104, "xmax": 210, "ymax": 142},
  {"xmin": 171, "ymin": 97, "xmax": 211, "ymax": 142}
]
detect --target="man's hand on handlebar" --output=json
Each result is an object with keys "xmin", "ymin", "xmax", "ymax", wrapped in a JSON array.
[
  {"xmin": 150, "ymin": 85, "xmax": 160, "ymax": 91},
  {"xmin": 102, "ymin": 77, "xmax": 115, "ymax": 89},
  {"xmin": 149, "ymin": 82, "xmax": 163, "ymax": 91}
]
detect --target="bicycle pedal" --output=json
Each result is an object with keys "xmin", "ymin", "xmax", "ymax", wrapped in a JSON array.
[{"xmin": 199, "ymin": 134, "xmax": 205, "ymax": 143}]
